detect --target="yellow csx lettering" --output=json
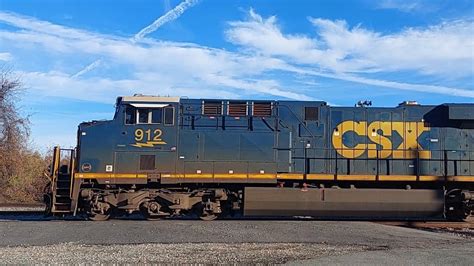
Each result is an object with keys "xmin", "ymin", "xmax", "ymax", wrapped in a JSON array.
[{"xmin": 331, "ymin": 121, "xmax": 431, "ymax": 159}]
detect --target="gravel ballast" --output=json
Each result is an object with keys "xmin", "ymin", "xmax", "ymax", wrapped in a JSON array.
[
  {"xmin": 0, "ymin": 243, "xmax": 369, "ymax": 264},
  {"xmin": 0, "ymin": 218, "xmax": 472, "ymax": 264}
]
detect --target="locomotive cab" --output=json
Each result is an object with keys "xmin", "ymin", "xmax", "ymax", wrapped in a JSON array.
[
  {"xmin": 112, "ymin": 96, "xmax": 178, "ymax": 182},
  {"xmin": 76, "ymin": 96, "xmax": 179, "ymax": 185}
]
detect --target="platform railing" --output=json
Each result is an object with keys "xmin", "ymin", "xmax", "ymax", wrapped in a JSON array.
[
  {"xmin": 288, "ymin": 147, "xmax": 473, "ymax": 179},
  {"xmin": 176, "ymin": 147, "xmax": 472, "ymax": 180}
]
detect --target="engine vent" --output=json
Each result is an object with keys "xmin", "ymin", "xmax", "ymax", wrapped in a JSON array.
[
  {"xmin": 305, "ymin": 107, "xmax": 319, "ymax": 121},
  {"xmin": 203, "ymin": 101, "xmax": 222, "ymax": 116},
  {"xmin": 228, "ymin": 101, "xmax": 247, "ymax": 116},
  {"xmin": 253, "ymin": 102, "xmax": 272, "ymax": 117},
  {"xmin": 140, "ymin": 155, "xmax": 155, "ymax": 171}
]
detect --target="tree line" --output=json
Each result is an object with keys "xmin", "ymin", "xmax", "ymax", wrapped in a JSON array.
[{"xmin": 0, "ymin": 67, "xmax": 49, "ymax": 203}]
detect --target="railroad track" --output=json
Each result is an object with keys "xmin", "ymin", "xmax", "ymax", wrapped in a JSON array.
[
  {"xmin": 375, "ymin": 218, "xmax": 474, "ymax": 239},
  {"xmin": 375, "ymin": 220, "xmax": 474, "ymax": 229},
  {"xmin": 1, "ymin": 203, "xmax": 473, "ymax": 228},
  {"xmin": 0, "ymin": 203, "xmax": 45, "ymax": 213}
]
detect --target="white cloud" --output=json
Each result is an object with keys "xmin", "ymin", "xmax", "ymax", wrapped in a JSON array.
[
  {"xmin": 276, "ymin": 64, "xmax": 474, "ymax": 98},
  {"xmin": 227, "ymin": 9, "xmax": 319, "ymax": 63},
  {"xmin": 0, "ymin": 11, "xmax": 112, "ymax": 42},
  {"xmin": 227, "ymin": 10, "xmax": 474, "ymax": 78},
  {"xmin": 375, "ymin": 0, "xmax": 443, "ymax": 13},
  {"xmin": 0, "ymin": 9, "xmax": 472, "ymax": 104},
  {"xmin": 376, "ymin": 0, "xmax": 423, "ymax": 12},
  {"xmin": 0, "ymin": 10, "xmax": 310, "ymax": 101},
  {"xmin": 74, "ymin": 0, "xmax": 199, "ymax": 77},
  {"xmin": 19, "ymin": 70, "xmax": 242, "ymax": 102},
  {"xmin": 309, "ymin": 18, "xmax": 474, "ymax": 77},
  {"xmin": 0, "ymin": 52, "xmax": 12, "ymax": 61},
  {"xmin": 1, "ymin": 9, "xmax": 473, "ymax": 148}
]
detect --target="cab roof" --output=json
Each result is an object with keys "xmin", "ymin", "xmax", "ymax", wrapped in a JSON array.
[{"xmin": 121, "ymin": 95, "xmax": 180, "ymax": 103}]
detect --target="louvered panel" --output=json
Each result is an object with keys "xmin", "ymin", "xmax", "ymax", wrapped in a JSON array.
[
  {"xmin": 203, "ymin": 101, "xmax": 222, "ymax": 116},
  {"xmin": 305, "ymin": 107, "xmax": 319, "ymax": 121},
  {"xmin": 253, "ymin": 102, "xmax": 272, "ymax": 117},
  {"xmin": 228, "ymin": 102, "xmax": 247, "ymax": 116}
]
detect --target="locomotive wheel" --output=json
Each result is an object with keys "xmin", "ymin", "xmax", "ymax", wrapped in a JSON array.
[
  {"xmin": 196, "ymin": 201, "xmax": 219, "ymax": 221},
  {"xmin": 445, "ymin": 209, "xmax": 467, "ymax": 221},
  {"xmin": 142, "ymin": 214, "xmax": 162, "ymax": 221},
  {"xmin": 199, "ymin": 210, "xmax": 218, "ymax": 221},
  {"xmin": 445, "ymin": 189, "xmax": 469, "ymax": 221},
  {"xmin": 140, "ymin": 208, "xmax": 162, "ymax": 221},
  {"xmin": 87, "ymin": 202, "xmax": 112, "ymax": 221},
  {"xmin": 140, "ymin": 201, "xmax": 164, "ymax": 221},
  {"xmin": 88, "ymin": 211, "xmax": 111, "ymax": 221}
]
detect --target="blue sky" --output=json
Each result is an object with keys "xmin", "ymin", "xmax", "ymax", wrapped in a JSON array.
[{"xmin": 0, "ymin": 0, "xmax": 473, "ymax": 150}]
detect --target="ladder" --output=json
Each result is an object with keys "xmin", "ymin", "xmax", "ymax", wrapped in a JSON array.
[{"xmin": 49, "ymin": 147, "xmax": 76, "ymax": 214}]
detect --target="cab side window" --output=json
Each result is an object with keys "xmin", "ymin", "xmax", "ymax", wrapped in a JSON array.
[
  {"xmin": 164, "ymin": 107, "xmax": 174, "ymax": 125},
  {"xmin": 125, "ymin": 105, "xmax": 174, "ymax": 125},
  {"xmin": 151, "ymin": 109, "xmax": 163, "ymax": 124},
  {"xmin": 125, "ymin": 106, "xmax": 136, "ymax": 125},
  {"xmin": 138, "ymin": 108, "xmax": 150, "ymax": 124}
]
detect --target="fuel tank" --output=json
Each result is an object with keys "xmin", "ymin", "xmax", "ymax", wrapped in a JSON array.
[{"xmin": 244, "ymin": 187, "xmax": 445, "ymax": 219}]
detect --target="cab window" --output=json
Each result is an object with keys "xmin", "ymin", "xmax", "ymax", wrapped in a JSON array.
[
  {"xmin": 137, "ymin": 108, "xmax": 166, "ymax": 124},
  {"xmin": 125, "ymin": 106, "xmax": 136, "ymax": 125},
  {"xmin": 124, "ymin": 105, "xmax": 174, "ymax": 125},
  {"xmin": 138, "ymin": 108, "xmax": 150, "ymax": 124},
  {"xmin": 151, "ymin": 109, "xmax": 163, "ymax": 124},
  {"xmin": 164, "ymin": 107, "xmax": 174, "ymax": 125}
]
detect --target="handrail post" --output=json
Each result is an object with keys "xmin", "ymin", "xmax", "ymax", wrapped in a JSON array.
[
  {"xmin": 443, "ymin": 150, "xmax": 448, "ymax": 180},
  {"xmin": 376, "ymin": 149, "xmax": 379, "ymax": 181},
  {"xmin": 51, "ymin": 146, "xmax": 61, "ymax": 188},
  {"xmin": 69, "ymin": 149, "xmax": 75, "ymax": 198},
  {"xmin": 416, "ymin": 148, "xmax": 420, "ymax": 181},
  {"xmin": 50, "ymin": 146, "xmax": 61, "ymax": 211}
]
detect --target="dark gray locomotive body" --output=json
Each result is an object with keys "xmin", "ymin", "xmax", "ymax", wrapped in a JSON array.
[{"xmin": 46, "ymin": 96, "xmax": 474, "ymax": 220}]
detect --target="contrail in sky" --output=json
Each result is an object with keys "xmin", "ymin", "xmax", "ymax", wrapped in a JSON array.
[
  {"xmin": 72, "ymin": 0, "xmax": 200, "ymax": 77},
  {"xmin": 71, "ymin": 59, "xmax": 102, "ymax": 78},
  {"xmin": 133, "ymin": 0, "xmax": 200, "ymax": 42}
]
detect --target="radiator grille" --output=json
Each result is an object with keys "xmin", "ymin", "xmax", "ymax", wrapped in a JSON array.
[
  {"xmin": 140, "ymin": 155, "xmax": 155, "ymax": 171},
  {"xmin": 228, "ymin": 102, "xmax": 247, "ymax": 116},
  {"xmin": 203, "ymin": 101, "xmax": 222, "ymax": 116},
  {"xmin": 253, "ymin": 102, "xmax": 272, "ymax": 117}
]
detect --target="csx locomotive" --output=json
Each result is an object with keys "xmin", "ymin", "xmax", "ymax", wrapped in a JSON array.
[{"xmin": 45, "ymin": 95, "xmax": 474, "ymax": 220}]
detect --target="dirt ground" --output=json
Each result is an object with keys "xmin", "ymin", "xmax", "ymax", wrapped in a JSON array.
[{"xmin": 0, "ymin": 216, "xmax": 472, "ymax": 264}]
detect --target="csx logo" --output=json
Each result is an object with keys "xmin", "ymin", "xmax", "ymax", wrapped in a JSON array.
[{"xmin": 331, "ymin": 121, "xmax": 431, "ymax": 159}]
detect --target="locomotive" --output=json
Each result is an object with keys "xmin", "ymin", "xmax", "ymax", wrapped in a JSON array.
[{"xmin": 45, "ymin": 95, "xmax": 474, "ymax": 220}]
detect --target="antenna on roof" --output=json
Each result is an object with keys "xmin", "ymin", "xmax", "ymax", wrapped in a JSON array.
[
  {"xmin": 355, "ymin": 100, "xmax": 372, "ymax": 107},
  {"xmin": 398, "ymin": 100, "xmax": 419, "ymax": 106}
]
